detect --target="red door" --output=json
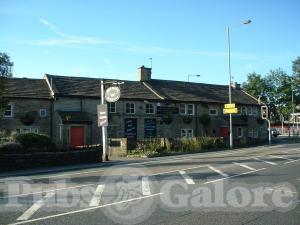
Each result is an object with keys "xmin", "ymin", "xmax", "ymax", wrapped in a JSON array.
[
  {"xmin": 70, "ymin": 126, "xmax": 84, "ymax": 147},
  {"xmin": 220, "ymin": 127, "xmax": 229, "ymax": 138}
]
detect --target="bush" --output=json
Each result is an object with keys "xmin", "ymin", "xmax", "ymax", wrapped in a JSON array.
[{"xmin": 16, "ymin": 133, "xmax": 55, "ymax": 149}]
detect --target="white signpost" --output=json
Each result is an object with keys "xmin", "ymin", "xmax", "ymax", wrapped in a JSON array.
[
  {"xmin": 100, "ymin": 80, "xmax": 122, "ymax": 161},
  {"xmin": 97, "ymin": 104, "xmax": 108, "ymax": 127}
]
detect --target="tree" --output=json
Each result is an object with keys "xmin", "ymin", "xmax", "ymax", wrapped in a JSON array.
[
  {"xmin": 0, "ymin": 52, "xmax": 13, "ymax": 114},
  {"xmin": 292, "ymin": 56, "xmax": 300, "ymax": 78},
  {"xmin": 242, "ymin": 72, "xmax": 269, "ymax": 102}
]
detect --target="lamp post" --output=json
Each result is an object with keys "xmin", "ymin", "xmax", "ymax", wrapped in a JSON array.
[
  {"xmin": 188, "ymin": 74, "xmax": 201, "ymax": 82},
  {"xmin": 227, "ymin": 19, "xmax": 251, "ymax": 149}
]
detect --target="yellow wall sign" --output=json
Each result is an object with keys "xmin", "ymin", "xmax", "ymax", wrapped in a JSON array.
[
  {"xmin": 223, "ymin": 108, "xmax": 238, "ymax": 114},
  {"xmin": 224, "ymin": 103, "xmax": 236, "ymax": 109}
]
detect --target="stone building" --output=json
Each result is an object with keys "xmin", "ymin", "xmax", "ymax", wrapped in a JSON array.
[
  {"xmin": 0, "ymin": 78, "xmax": 52, "ymax": 138},
  {"xmin": 43, "ymin": 66, "xmax": 266, "ymax": 147},
  {"xmin": 1, "ymin": 67, "xmax": 267, "ymax": 147}
]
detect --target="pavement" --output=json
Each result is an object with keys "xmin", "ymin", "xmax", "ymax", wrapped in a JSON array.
[{"xmin": 1, "ymin": 141, "xmax": 300, "ymax": 225}]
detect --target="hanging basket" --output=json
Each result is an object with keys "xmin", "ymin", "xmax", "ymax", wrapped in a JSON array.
[
  {"xmin": 182, "ymin": 116, "xmax": 193, "ymax": 124},
  {"xmin": 20, "ymin": 111, "xmax": 36, "ymax": 126}
]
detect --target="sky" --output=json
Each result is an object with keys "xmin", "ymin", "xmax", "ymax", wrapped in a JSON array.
[{"xmin": 1, "ymin": 0, "xmax": 300, "ymax": 85}]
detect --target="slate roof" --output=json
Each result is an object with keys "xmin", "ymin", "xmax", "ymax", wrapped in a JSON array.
[
  {"xmin": 146, "ymin": 79, "xmax": 259, "ymax": 105},
  {"xmin": 3, "ymin": 78, "xmax": 51, "ymax": 99},
  {"xmin": 45, "ymin": 74, "xmax": 161, "ymax": 100},
  {"xmin": 44, "ymin": 74, "xmax": 258, "ymax": 105}
]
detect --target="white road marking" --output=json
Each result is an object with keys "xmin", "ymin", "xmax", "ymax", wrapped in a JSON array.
[
  {"xmin": 8, "ymin": 193, "xmax": 163, "ymax": 225},
  {"xmin": 16, "ymin": 192, "xmax": 55, "ymax": 221},
  {"xmin": 285, "ymin": 158, "xmax": 300, "ymax": 164},
  {"xmin": 269, "ymin": 155, "xmax": 293, "ymax": 161},
  {"xmin": 252, "ymin": 157, "xmax": 277, "ymax": 165},
  {"xmin": 207, "ymin": 165, "xmax": 229, "ymax": 177},
  {"xmin": 233, "ymin": 162, "xmax": 256, "ymax": 171},
  {"xmin": 204, "ymin": 168, "xmax": 266, "ymax": 184},
  {"xmin": 142, "ymin": 177, "xmax": 151, "ymax": 196},
  {"xmin": 1, "ymin": 183, "xmax": 95, "ymax": 199},
  {"xmin": 179, "ymin": 171, "xmax": 195, "ymax": 184},
  {"xmin": 89, "ymin": 184, "xmax": 105, "ymax": 207},
  {"xmin": 151, "ymin": 164, "xmax": 207, "ymax": 176}
]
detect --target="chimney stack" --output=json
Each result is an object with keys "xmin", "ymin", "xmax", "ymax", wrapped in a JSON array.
[
  {"xmin": 138, "ymin": 66, "xmax": 152, "ymax": 82},
  {"xmin": 232, "ymin": 82, "xmax": 241, "ymax": 89}
]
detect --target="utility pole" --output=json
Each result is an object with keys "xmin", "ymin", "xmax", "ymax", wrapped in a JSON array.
[{"xmin": 101, "ymin": 80, "xmax": 108, "ymax": 161}]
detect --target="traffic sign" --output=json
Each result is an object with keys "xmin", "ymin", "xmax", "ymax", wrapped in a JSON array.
[
  {"xmin": 223, "ymin": 108, "xmax": 238, "ymax": 114},
  {"xmin": 224, "ymin": 103, "xmax": 236, "ymax": 109},
  {"xmin": 97, "ymin": 104, "xmax": 108, "ymax": 127},
  {"xmin": 105, "ymin": 86, "xmax": 121, "ymax": 102}
]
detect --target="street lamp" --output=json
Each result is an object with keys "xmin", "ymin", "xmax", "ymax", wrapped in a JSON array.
[
  {"xmin": 227, "ymin": 19, "xmax": 252, "ymax": 149},
  {"xmin": 188, "ymin": 74, "xmax": 201, "ymax": 82}
]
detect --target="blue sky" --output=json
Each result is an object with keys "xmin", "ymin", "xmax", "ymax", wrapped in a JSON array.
[{"xmin": 1, "ymin": 0, "xmax": 299, "ymax": 84}]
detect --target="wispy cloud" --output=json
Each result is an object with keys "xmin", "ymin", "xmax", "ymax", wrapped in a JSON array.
[{"xmin": 37, "ymin": 18, "xmax": 117, "ymax": 46}]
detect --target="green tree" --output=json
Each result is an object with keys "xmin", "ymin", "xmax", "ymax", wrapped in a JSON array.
[
  {"xmin": 0, "ymin": 53, "xmax": 13, "ymax": 114},
  {"xmin": 242, "ymin": 72, "xmax": 269, "ymax": 102},
  {"xmin": 265, "ymin": 69, "xmax": 293, "ymax": 120},
  {"xmin": 292, "ymin": 56, "xmax": 300, "ymax": 78}
]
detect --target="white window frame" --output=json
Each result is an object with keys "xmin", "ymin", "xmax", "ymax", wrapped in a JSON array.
[
  {"xmin": 16, "ymin": 127, "xmax": 39, "ymax": 134},
  {"xmin": 253, "ymin": 107, "xmax": 258, "ymax": 117},
  {"xmin": 108, "ymin": 102, "xmax": 117, "ymax": 113},
  {"xmin": 145, "ymin": 103, "xmax": 155, "ymax": 114},
  {"xmin": 247, "ymin": 106, "xmax": 253, "ymax": 116},
  {"xmin": 125, "ymin": 102, "xmax": 135, "ymax": 114},
  {"xmin": 248, "ymin": 128, "xmax": 253, "ymax": 137},
  {"xmin": 3, "ymin": 103, "xmax": 14, "ymax": 118},
  {"xmin": 209, "ymin": 108, "xmax": 218, "ymax": 116},
  {"xmin": 40, "ymin": 109, "xmax": 47, "ymax": 117},
  {"xmin": 179, "ymin": 103, "xmax": 195, "ymax": 115},
  {"xmin": 179, "ymin": 103, "xmax": 186, "ymax": 115},
  {"xmin": 241, "ymin": 106, "xmax": 247, "ymax": 115},
  {"xmin": 237, "ymin": 127, "xmax": 243, "ymax": 138},
  {"xmin": 187, "ymin": 104, "xmax": 195, "ymax": 115},
  {"xmin": 181, "ymin": 129, "xmax": 194, "ymax": 138}
]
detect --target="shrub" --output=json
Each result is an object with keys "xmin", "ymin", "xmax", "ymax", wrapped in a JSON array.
[{"xmin": 16, "ymin": 133, "xmax": 55, "ymax": 149}]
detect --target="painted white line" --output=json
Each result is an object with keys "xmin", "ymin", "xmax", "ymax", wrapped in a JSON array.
[
  {"xmin": 179, "ymin": 171, "xmax": 195, "ymax": 184},
  {"xmin": 269, "ymin": 155, "xmax": 293, "ymax": 161},
  {"xmin": 89, "ymin": 184, "xmax": 105, "ymax": 207},
  {"xmin": 142, "ymin": 177, "xmax": 151, "ymax": 196},
  {"xmin": 204, "ymin": 168, "xmax": 266, "ymax": 184},
  {"xmin": 233, "ymin": 162, "xmax": 256, "ymax": 171},
  {"xmin": 151, "ymin": 164, "xmax": 207, "ymax": 176},
  {"xmin": 285, "ymin": 158, "xmax": 300, "ymax": 164},
  {"xmin": 1, "ymin": 183, "xmax": 95, "ymax": 199},
  {"xmin": 266, "ymin": 187, "xmax": 298, "ymax": 194},
  {"xmin": 17, "ymin": 192, "xmax": 55, "ymax": 221},
  {"xmin": 207, "ymin": 165, "xmax": 229, "ymax": 177},
  {"xmin": 252, "ymin": 157, "xmax": 277, "ymax": 165},
  {"xmin": 8, "ymin": 193, "xmax": 163, "ymax": 225}
]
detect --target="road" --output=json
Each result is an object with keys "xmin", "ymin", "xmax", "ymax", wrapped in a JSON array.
[{"xmin": 1, "ymin": 142, "xmax": 300, "ymax": 225}]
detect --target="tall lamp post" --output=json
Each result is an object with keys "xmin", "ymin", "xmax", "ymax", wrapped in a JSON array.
[
  {"xmin": 227, "ymin": 19, "xmax": 252, "ymax": 149},
  {"xmin": 188, "ymin": 74, "xmax": 201, "ymax": 82}
]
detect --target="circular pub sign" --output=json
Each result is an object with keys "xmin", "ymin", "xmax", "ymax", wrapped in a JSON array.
[{"xmin": 105, "ymin": 86, "xmax": 121, "ymax": 102}]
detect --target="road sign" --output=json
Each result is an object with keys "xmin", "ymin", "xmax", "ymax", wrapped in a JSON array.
[
  {"xmin": 223, "ymin": 108, "xmax": 238, "ymax": 114},
  {"xmin": 105, "ymin": 86, "xmax": 120, "ymax": 102},
  {"xmin": 224, "ymin": 103, "xmax": 236, "ymax": 109},
  {"xmin": 97, "ymin": 104, "xmax": 108, "ymax": 127}
]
